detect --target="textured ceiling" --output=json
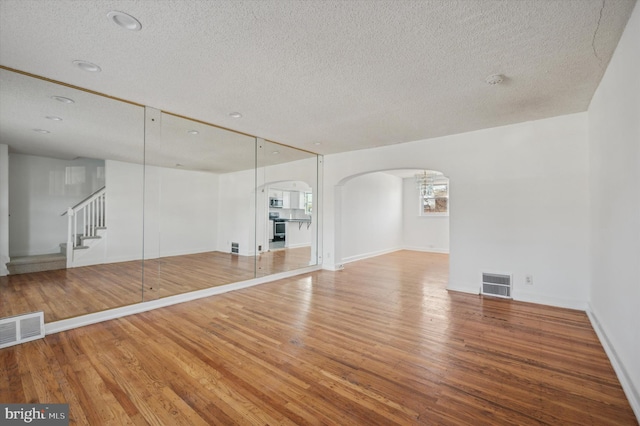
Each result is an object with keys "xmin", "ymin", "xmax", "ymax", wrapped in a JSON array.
[{"xmin": 0, "ymin": 0, "xmax": 636, "ymax": 156}]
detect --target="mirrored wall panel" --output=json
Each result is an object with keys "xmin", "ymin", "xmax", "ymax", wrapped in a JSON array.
[
  {"xmin": 0, "ymin": 68, "xmax": 145, "ymax": 322},
  {"xmin": 0, "ymin": 68, "xmax": 321, "ymax": 325},
  {"xmin": 256, "ymin": 140, "xmax": 318, "ymax": 277},
  {"xmin": 142, "ymin": 111, "xmax": 258, "ymax": 301}
]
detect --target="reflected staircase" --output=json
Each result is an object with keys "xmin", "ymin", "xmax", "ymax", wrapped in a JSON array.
[{"xmin": 6, "ymin": 187, "xmax": 106, "ymax": 274}]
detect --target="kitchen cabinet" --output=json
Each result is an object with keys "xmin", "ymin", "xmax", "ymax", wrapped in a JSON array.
[
  {"xmin": 287, "ymin": 191, "xmax": 306, "ymax": 210},
  {"xmin": 269, "ymin": 189, "xmax": 306, "ymax": 210},
  {"xmin": 269, "ymin": 189, "xmax": 282, "ymax": 199},
  {"xmin": 289, "ymin": 191, "xmax": 299, "ymax": 209},
  {"xmin": 282, "ymin": 191, "xmax": 291, "ymax": 209}
]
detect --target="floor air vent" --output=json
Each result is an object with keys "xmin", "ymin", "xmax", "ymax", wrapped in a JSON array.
[
  {"xmin": 0, "ymin": 311, "xmax": 45, "ymax": 349},
  {"xmin": 231, "ymin": 242, "xmax": 239, "ymax": 254},
  {"xmin": 481, "ymin": 273, "xmax": 512, "ymax": 299}
]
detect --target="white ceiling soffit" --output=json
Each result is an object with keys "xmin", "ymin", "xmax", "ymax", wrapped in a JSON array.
[{"xmin": 0, "ymin": 0, "xmax": 636, "ymax": 155}]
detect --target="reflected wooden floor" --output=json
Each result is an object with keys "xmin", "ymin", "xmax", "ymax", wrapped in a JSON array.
[
  {"xmin": 0, "ymin": 247, "xmax": 312, "ymax": 323},
  {"xmin": 1, "ymin": 251, "xmax": 636, "ymax": 424}
]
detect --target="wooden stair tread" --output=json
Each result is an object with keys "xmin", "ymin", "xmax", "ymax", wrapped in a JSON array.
[{"xmin": 7, "ymin": 253, "xmax": 66, "ymax": 266}]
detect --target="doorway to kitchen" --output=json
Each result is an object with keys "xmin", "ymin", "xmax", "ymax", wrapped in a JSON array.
[{"xmin": 266, "ymin": 181, "xmax": 313, "ymax": 252}]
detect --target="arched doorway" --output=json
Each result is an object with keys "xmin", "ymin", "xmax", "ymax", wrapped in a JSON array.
[
  {"xmin": 334, "ymin": 168, "xmax": 449, "ymax": 269},
  {"xmin": 256, "ymin": 179, "xmax": 317, "ymax": 276}
]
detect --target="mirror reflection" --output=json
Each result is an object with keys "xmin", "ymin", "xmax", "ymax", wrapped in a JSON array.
[
  {"xmin": 0, "ymin": 68, "xmax": 320, "ymax": 325},
  {"xmin": 256, "ymin": 140, "xmax": 318, "ymax": 277},
  {"xmin": 0, "ymin": 68, "xmax": 145, "ymax": 322},
  {"xmin": 142, "ymin": 111, "xmax": 258, "ymax": 300}
]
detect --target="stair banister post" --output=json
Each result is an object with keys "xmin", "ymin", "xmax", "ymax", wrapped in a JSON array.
[{"xmin": 66, "ymin": 207, "xmax": 74, "ymax": 268}]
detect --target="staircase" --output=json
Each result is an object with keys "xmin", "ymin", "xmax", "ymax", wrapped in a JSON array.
[
  {"xmin": 5, "ymin": 187, "xmax": 107, "ymax": 275},
  {"xmin": 63, "ymin": 186, "xmax": 107, "ymax": 268}
]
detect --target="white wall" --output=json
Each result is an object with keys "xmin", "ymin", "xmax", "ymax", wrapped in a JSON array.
[
  {"xmin": 217, "ymin": 168, "xmax": 256, "ymax": 256},
  {"xmin": 324, "ymin": 112, "xmax": 590, "ymax": 309},
  {"xmin": 9, "ymin": 154, "xmax": 105, "ymax": 256},
  {"xmin": 340, "ymin": 172, "xmax": 403, "ymax": 263},
  {"xmin": 0, "ymin": 144, "xmax": 9, "ymax": 275},
  {"xmin": 106, "ymin": 160, "xmax": 220, "ymax": 263},
  {"xmin": 157, "ymin": 167, "xmax": 219, "ymax": 257},
  {"xmin": 105, "ymin": 160, "xmax": 145, "ymax": 263},
  {"xmin": 402, "ymin": 177, "xmax": 449, "ymax": 253},
  {"xmin": 588, "ymin": 2, "xmax": 640, "ymax": 415}
]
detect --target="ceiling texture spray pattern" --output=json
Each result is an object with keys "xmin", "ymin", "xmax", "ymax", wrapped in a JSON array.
[{"xmin": 0, "ymin": 0, "xmax": 636, "ymax": 154}]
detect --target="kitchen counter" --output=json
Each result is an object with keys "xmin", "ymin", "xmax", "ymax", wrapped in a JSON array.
[
  {"xmin": 281, "ymin": 218, "xmax": 311, "ymax": 229},
  {"xmin": 284, "ymin": 218, "xmax": 313, "ymax": 248}
]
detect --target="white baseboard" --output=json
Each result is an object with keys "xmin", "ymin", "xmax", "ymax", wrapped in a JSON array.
[
  {"xmin": 402, "ymin": 245, "xmax": 449, "ymax": 254},
  {"xmin": 323, "ymin": 263, "xmax": 345, "ymax": 272},
  {"xmin": 341, "ymin": 247, "xmax": 402, "ymax": 265},
  {"xmin": 513, "ymin": 291, "xmax": 588, "ymax": 311},
  {"xmin": 45, "ymin": 264, "xmax": 322, "ymax": 335},
  {"xmin": 447, "ymin": 285, "xmax": 588, "ymax": 311},
  {"xmin": 587, "ymin": 305, "xmax": 640, "ymax": 422},
  {"xmin": 71, "ymin": 257, "xmax": 106, "ymax": 268},
  {"xmin": 446, "ymin": 283, "xmax": 479, "ymax": 295},
  {"xmin": 324, "ymin": 247, "xmax": 445, "ymax": 272},
  {"xmin": 155, "ymin": 247, "xmax": 218, "ymax": 258},
  {"xmin": 323, "ymin": 247, "xmax": 449, "ymax": 271},
  {"xmin": 105, "ymin": 254, "xmax": 145, "ymax": 263},
  {"xmin": 285, "ymin": 242, "xmax": 312, "ymax": 249}
]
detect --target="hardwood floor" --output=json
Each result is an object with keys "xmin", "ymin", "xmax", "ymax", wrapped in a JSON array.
[
  {"xmin": 0, "ymin": 247, "xmax": 313, "ymax": 323},
  {"xmin": 1, "ymin": 251, "xmax": 636, "ymax": 425}
]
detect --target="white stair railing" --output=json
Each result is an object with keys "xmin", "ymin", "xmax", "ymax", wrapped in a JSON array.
[{"xmin": 62, "ymin": 187, "xmax": 106, "ymax": 267}]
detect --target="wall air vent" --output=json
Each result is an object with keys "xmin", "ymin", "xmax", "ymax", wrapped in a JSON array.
[
  {"xmin": 0, "ymin": 311, "xmax": 45, "ymax": 349},
  {"xmin": 481, "ymin": 272, "xmax": 512, "ymax": 299},
  {"xmin": 231, "ymin": 242, "xmax": 239, "ymax": 255}
]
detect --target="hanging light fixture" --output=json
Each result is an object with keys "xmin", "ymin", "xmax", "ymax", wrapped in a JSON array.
[{"xmin": 415, "ymin": 170, "xmax": 437, "ymax": 197}]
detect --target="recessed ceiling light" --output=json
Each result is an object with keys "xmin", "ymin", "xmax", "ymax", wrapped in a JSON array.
[
  {"xmin": 187, "ymin": 130, "xmax": 199, "ymax": 135},
  {"xmin": 51, "ymin": 96, "xmax": 75, "ymax": 104},
  {"xmin": 485, "ymin": 74, "xmax": 505, "ymax": 85},
  {"xmin": 73, "ymin": 60, "xmax": 102, "ymax": 72},
  {"xmin": 107, "ymin": 11, "xmax": 142, "ymax": 31},
  {"xmin": 272, "ymin": 151, "xmax": 280, "ymax": 155},
  {"xmin": 229, "ymin": 112, "xmax": 242, "ymax": 119},
  {"xmin": 33, "ymin": 129, "xmax": 50, "ymax": 134},
  {"xmin": 45, "ymin": 116, "xmax": 63, "ymax": 121},
  {"xmin": 314, "ymin": 142, "xmax": 322, "ymax": 146}
]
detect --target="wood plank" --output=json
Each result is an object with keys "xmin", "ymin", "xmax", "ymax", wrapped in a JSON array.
[
  {"xmin": 0, "ymin": 251, "xmax": 636, "ymax": 424},
  {"xmin": 0, "ymin": 248, "xmax": 312, "ymax": 322}
]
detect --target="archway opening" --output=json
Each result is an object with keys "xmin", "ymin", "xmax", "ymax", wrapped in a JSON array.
[{"xmin": 335, "ymin": 168, "xmax": 449, "ymax": 268}]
